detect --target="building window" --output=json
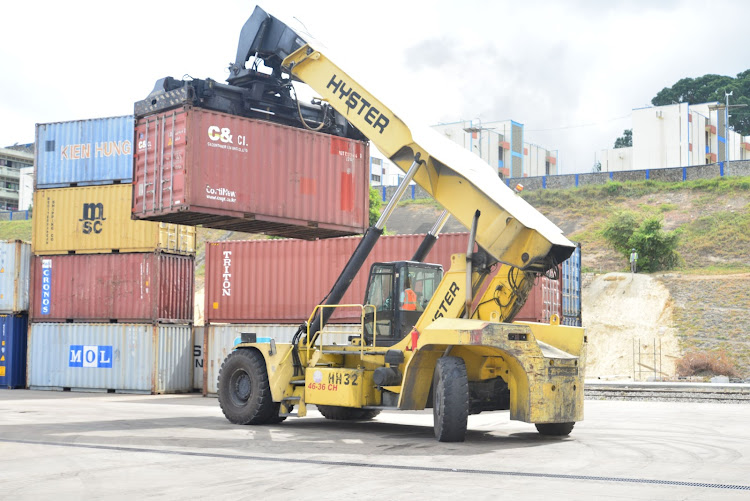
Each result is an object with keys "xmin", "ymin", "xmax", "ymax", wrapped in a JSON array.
[
  {"xmin": 545, "ymin": 161, "xmax": 551, "ymax": 176},
  {"xmin": 371, "ymin": 174, "xmax": 381, "ymax": 183}
]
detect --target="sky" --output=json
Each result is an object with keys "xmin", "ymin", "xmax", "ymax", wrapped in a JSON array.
[{"xmin": 2, "ymin": 0, "xmax": 750, "ymax": 173}]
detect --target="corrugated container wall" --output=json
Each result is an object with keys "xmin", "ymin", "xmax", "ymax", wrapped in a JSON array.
[
  {"xmin": 562, "ymin": 243, "xmax": 582, "ymax": 327},
  {"xmin": 193, "ymin": 326, "xmax": 204, "ymax": 391},
  {"xmin": 203, "ymin": 324, "xmax": 357, "ymax": 394},
  {"xmin": 32, "ymin": 185, "xmax": 196, "ymax": 255},
  {"xmin": 27, "ymin": 323, "xmax": 193, "ymax": 394},
  {"xmin": 0, "ymin": 240, "xmax": 31, "ymax": 312},
  {"xmin": 514, "ymin": 267, "xmax": 563, "ymax": 324},
  {"xmin": 204, "ymin": 233, "xmax": 472, "ymax": 324},
  {"xmin": 0, "ymin": 314, "xmax": 28, "ymax": 389},
  {"xmin": 132, "ymin": 107, "xmax": 369, "ymax": 240},
  {"xmin": 35, "ymin": 116, "xmax": 134, "ymax": 188},
  {"xmin": 29, "ymin": 253, "xmax": 194, "ymax": 323}
]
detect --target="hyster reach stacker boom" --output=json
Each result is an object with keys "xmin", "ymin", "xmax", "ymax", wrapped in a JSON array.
[{"xmin": 212, "ymin": 7, "xmax": 585, "ymax": 442}]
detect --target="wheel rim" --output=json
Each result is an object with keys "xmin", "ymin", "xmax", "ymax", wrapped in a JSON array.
[{"xmin": 230, "ymin": 369, "xmax": 252, "ymax": 406}]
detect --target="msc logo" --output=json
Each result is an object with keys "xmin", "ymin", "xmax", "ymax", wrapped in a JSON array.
[
  {"xmin": 69, "ymin": 345, "xmax": 113, "ymax": 368},
  {"xmin": 207, "ymin": 126, "xmax": 247, "ymax": 146},
  {"xmin": 79, "ymin": 203, "xmax": 106, "ymax": 234}
]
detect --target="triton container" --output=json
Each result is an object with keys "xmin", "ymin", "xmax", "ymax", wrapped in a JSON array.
[
  {"xmin": 132, "ymin": 106, "xmax": 369, "ymax": 240},
  {"xmin": 0, "ymin": 240, "xmax": 31, "ymax": 313},
  {"xmin": 204, "ymin": 233, "xmax": 471, "ymax": 324},
  {"xmin": 27, "ymin": 323, "xmax": 193, "ymax": 394},
  {"xmin": 35, "ymin": 115, "xmax": 134, "ymax": 188},
  {"xmin": 29, "ymin": 253, "xmax": 194, "ymax": 323},
  {"xmin": 0, "ymin": 314, "xmax": 28, "ymax": 389},
  {"xmin": 32, "ymin": 184, "xmax": 196, "ymax": 255},
  {"xmin": 204, "ymin": 234, "xmax": 582, "ymax": 325}
]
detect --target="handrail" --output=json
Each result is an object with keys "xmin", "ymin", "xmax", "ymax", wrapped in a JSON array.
[{"xmin": 305, "ymin": 304, "xmax": 376, "ymax": 362}]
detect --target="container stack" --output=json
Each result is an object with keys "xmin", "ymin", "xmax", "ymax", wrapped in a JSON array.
[
  {"xmin": 27, "ymin": 116, "xmax": 196, "ymax": 394},
  {"xmin": 0, "ymin": 240, "xmax": 31, "ymax": 389},
  {"xmin": 198, "ymin": 234, "xmax": 583, "ymax": 394}
]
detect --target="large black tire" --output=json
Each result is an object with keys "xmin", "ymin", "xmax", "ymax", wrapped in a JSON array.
[
  {"xmin": 218, "ymin": 349, "xmax": 275, "ymax": 425},
  {"xmin": 317, "ymin": 405, "xmax": 381, "ymax": 420},
  {"xmin": 433, "ymin": 356, "xmax": 469, "ymax": 442},
  {"xmin": 535, "ymin": 422, "xmax": 575, "ymax": 436}
]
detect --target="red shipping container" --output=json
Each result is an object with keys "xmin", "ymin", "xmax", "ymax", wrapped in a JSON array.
[
  {"xmin": 29, "ymin": 253, "xmax": 194, "ymax": 323},
  {"xmin": 204, "ymin": 233, "xmax": 475, "ymax": 324},
  {"xmin": 132, "ymin": 106, "xmax": 369, "ymax": 240},
  {"xmin": 514, "ymin": 267, "xmax": 563, "ymax": 324}
]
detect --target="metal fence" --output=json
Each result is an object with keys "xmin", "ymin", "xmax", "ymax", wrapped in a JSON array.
[{"xmin": 0, "ymin": 210, "xmax": 31, "ymax": 221}]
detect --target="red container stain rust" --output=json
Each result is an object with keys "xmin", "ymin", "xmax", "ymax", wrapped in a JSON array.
[
  {"xmin": 29, "ymin": 253, "xmax": 194, "ymax": 323},
  {"xmin": 132, "ymin": 107, "xmax": 369, "ymax": 240}
]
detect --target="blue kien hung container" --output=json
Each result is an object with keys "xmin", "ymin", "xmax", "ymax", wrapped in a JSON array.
[
  {"xmin": 0, "ymin": 314, "xmax": 28, "ymax": 389},
  {"xmin": 562, "ymin": 243, "xmax": 582, "ymax": 327},
  {"xmin": 35, "ymin": 115, "xmax": 134, "ymax": 188}
]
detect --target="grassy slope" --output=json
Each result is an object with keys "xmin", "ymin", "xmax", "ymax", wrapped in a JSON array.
[
  {"xmin": 520, "ymin": 176, "xmax": 750, "ymax": 274},
  {"xmin": 520, "ymin": 176, "xmax": 750, "ymax": 377}
]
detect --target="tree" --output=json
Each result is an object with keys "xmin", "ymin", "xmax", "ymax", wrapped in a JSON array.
[
  {"xmin": 613, "ymin": 129, "xmax": 632, "ymax": 149},
  {"xmin": 601, "ymin": 211, "xmax": 681, "ymax": 272},
  {"xmin": 651, "ymin": 71, "xmax": 750, "ymax": 136},
  {"xmin": 369, "ymin": 186, "xmax": 382, "ymax": 227}
]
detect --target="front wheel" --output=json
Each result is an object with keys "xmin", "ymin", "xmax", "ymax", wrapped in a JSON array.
[
  {"xmin": 433, "ymin": 356, "xmax": 469, "ymax": 442},
  {"xmin": 218, "ymin": 349, "xmax": 275, "ymax": 425},
  {"xmin": 535, "ymin": 422, "xmax": 575, "ymax": 436}
]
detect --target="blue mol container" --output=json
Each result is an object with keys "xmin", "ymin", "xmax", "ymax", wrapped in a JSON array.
[
  {"xmin": 35, "ymin": 115, "xmax": 134, "ymax": 189},
  {"xmin": 562, "ymin": 243, "xmax": 582, "ymax": 327},
  {"xmin": 0, "ymin": 313, "xmax": 28, "ymax": 389}
]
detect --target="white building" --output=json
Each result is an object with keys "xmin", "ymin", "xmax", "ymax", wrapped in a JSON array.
[
  {"xmin": 0, "ymin": 146, "xmax": 33, "ymax": 211},
  {"xmin": 597, "ymin": 102, "xmax": 750, "ymax": 171},
  {"xmin": 431, "ymin": 120, "xmax": 558, "ymax": 178}
]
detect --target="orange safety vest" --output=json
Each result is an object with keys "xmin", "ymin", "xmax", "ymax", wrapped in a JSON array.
[{"xmin": 403, "ymin": 289, "xmax": 417, "ymax": 310}]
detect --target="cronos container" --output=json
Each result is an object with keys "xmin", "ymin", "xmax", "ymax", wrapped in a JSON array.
[
  {"xmin": 27, "ymin": 323, "xmax": 192, "ymax": 394},
  {"xmin": 0, "ymin": 240, "xmax": 31, "ymax": 312},
  {"xmin": 132, "ymin": 106, "xmax": 369, "ymax": 240},
  {"xmin": 0, "ymin": 314, "xmax": 28, "ymax": 389},
  {"xmin": 204, "ymin": 233, "xmax": 473, "ymax": 324},
  {"xmin": 29, "ymin": 252, "xmax": 194, "ymax": 323},
  {"xmin": 35, "ymin": 115, "xmax": 134, "ymax": 188},
  {"xmin": 32, "ymin": 184, "xmax": 196, "ymax": 255}
]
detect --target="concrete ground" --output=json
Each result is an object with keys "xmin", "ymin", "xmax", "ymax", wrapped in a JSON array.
[{"xmin": 1, "ymin": 390, "xmax": 749, "ymax": 500}]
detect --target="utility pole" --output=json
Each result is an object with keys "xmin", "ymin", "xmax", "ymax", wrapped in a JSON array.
[{"xmin": 725, "ymin": 91, "xmax": 732, "ymax": 163}]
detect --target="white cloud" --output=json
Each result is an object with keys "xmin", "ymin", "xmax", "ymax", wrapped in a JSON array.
[{"xmin": 2, "ymin": 0, "xmax": 749, "ymax": 172}]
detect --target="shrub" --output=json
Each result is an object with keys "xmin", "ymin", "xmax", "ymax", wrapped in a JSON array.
[
  {"xmin": 627, "ymin": 216, "xmax": 681, "ymax": 272},
  {"xmin": 601, "ymin": 210, "xmax": 639, "ymax": 253},
  {"xmin": 676, "ymin": 350, "xmax": 738, "ymax": 378},
  {"xmin": 601, "ymin": 211, "xmax": 681, "ymax": 272}
]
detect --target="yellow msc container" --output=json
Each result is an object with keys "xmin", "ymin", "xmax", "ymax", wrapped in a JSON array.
[{"xmin": 32, "ymin": 184, "xmax": 196, "ymax": 255}]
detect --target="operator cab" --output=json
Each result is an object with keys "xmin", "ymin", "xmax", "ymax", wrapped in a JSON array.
[{"xmin": 362, "ymin": 261, "xmax": 443, "ymax": 346}]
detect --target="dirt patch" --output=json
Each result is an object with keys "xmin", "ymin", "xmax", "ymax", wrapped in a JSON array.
[{"xmin": 582, "ymin": 272, "xmax": 681, "ymax": 380}]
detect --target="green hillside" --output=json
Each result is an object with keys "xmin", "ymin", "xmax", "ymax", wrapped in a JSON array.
[
  {"xmin": 519, "ymin": 176, "xmax": 750, "ymax": 273},
  {"xmin": 0, "ymin": 220, "xmax": 32, "ymax": 242}
]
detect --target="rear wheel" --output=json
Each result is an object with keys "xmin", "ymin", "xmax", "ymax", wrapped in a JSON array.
[
  {"xmin": 218, "ymin": 349, "xmax": 275, "ymax": 425},
  {"xmin": 433, "ymin": 356, "xmax": 469, "ymax": 442},
  {"xmin": 317, "ymin": 405, "xmax": 381, "ymax": 420},
  {"xmin": 535, "ymin": 422, "xmax": 575, "ymax": 436}
]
